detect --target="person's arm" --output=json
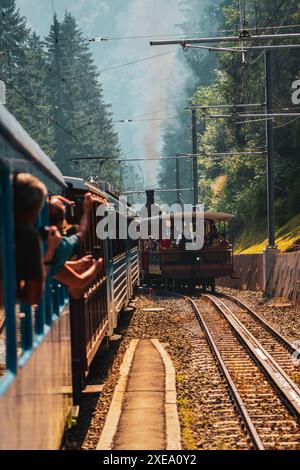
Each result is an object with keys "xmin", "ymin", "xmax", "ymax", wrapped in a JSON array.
[
  {"xmin": 16, "ymin": 228, "xmax": 46, "ymax": 306},
  {"xmin": 66, "ymin": 255, "xmax": 93, "ymax": 274},
  {"xmin": 54, "ymin": 258, "xmax": 103, "ymax": 289},
  {"xmin": 44, "ymin": 226, "xmax": 62, "ymax": 274},
  {"xmin": 76, "ymin": 193, "xmax": 95, "ymax": 241}
]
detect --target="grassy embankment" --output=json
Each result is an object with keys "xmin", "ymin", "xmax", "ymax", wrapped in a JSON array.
[{"xmin": 234, "ymin": 214, "xmax": 300, "ymax": 254}]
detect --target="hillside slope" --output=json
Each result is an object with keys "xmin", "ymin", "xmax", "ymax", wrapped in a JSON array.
[{"xmin": 235, "ymin": 214, "xmax": 300, "ymax": 254}]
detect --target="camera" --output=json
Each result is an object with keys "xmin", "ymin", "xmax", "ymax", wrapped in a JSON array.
[{"xmin": 39, "ymin": 226, "xmax": 52, "ymax": 241}]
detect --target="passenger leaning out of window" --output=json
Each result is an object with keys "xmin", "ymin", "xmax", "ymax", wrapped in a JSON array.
[
  {"xmin": 0, "ymin": 173, "xmax": 61, "ymax": 307},
  {"xmin": 47, "ymin": 192, "xmax": 104, "ymax": 299}
]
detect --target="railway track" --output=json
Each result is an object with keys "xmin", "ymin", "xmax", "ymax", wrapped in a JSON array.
[
  {"xmin": 184, "ymin": 294, "xmax": 300, "ymax": 450},
  {"xmin": 217, "ymin": 293, "xmax": 300, "ymax": 387}
]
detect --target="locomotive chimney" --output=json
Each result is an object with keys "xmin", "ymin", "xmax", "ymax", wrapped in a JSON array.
[{"xmin": 146, "ymin": 190, "xmax": 155, "ymax": 209}]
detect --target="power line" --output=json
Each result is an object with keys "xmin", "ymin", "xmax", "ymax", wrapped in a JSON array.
[
  {"xmin": 52, "ymin": 49, "xmax": 178, "ymax": 85},
  {"xmin": 88, "ymin": 24, "xmax": 300, "ymax": 42},
  {"xmin": 273, "ymin": 115, "xmax": 300, "ymax": 129},
  {"xmin": 125, "ymin": 108, "xmax": 173, "ymax": 119},
  {"xmin": 251, "ymin": 0, "xmax": 289, "ymax": 46},
  {"xmin": 113, "ymin": 117, "xmax": 180, "ymax": 123},
  {"xmin": 239, "ymin": 0, "xmax": 295, "ymax": 108},
  {"xmin": 1, "ymin": 77, "xmax": 92, "ymax": 155},
  {"xmin": 236, "ymin": 0, "xmax": 292, "ymax": 105},
  {"xmin": 75, "ymin": 108, "xmax": 178, "ymax": 131},
  {"xmin": 250, "ymin": 0, "xmax": 296, "ymax": 65},
  {"xmin": 98, "ymin": 49, "xmax": 177, "ymax": 74}
]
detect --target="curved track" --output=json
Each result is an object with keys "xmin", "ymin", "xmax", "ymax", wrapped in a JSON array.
[{"xmin": 184, "ymin": 294, "xmax": 300, "ymax": 450}]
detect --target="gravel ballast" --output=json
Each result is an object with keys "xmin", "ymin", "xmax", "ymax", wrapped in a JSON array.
[
  {"xmin": 217, "ymin": 287, "xmax": 300, "ymax": 344},
  {"xmin": 68, "ymin": 292, "xmax": 250, "ymax": 450}
]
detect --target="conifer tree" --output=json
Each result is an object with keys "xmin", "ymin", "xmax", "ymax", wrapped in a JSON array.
[
  {"xmin": 0, "ymin": 0, "xmax": 29, "ymax": 112},
  {"xmin": 45, "ymin": 12, "xmax": 121, "ymax": 182},
  {"xmin": 0, "ymin": 1, "xmax": 54, "ymax": 156}
]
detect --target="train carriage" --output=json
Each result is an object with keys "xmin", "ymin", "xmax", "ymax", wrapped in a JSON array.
[
  {"xmin": 64, "ymin": 177, "xmax": 140, "ymax": 398},
  {"xmin": 141, "ymin": 210, "xmax": 234, "ymax": 291},
  {"xmin": 0, "ymin": 105, "xmax": 139, "ymax": 449},
  {"xmin": 0, "ymin": 104, "xmax": 72, "ymax": 450}
]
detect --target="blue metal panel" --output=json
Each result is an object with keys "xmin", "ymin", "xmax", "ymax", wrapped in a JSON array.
[
  {"xmin": 51, "ymin": 280, "xmax": 60, "ymax": 317},
  {"xmin": 34, "ymin": 204, "xmax": 48, "ymax": 336},
  {"xmin": 45, "ymin": 278, "xmax": 53, "ymax": 326},
  {"xmin": 0, "ymin": 166, "xmax": 17, "ymax": 375},
  {"xmin": 20, "ymin": 304, "xmax": 33, "ymax": 352}
]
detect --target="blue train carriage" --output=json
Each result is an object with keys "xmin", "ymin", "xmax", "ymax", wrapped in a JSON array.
[
  {"xmin": 0, "ymin": 106, "xmax": 72, "ymax": 449},
  {"xmin": 64, "ymin": 177, "xmax": 140, "ymax": 398}
]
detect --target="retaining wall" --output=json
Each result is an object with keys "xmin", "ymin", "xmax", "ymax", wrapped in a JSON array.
[
  {"xmin": 218, "ymin": 251, "xmax": 300, "ymax": 304},
  {"xmin": 218, "ymin": 254, "xmax": 264, "ymax": 292},
  {"xmin": 268, "ymin": 252, "xmax": 300, "ymax": 303}
]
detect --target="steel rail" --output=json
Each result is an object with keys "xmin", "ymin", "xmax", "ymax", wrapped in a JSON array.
[
  {"xmin": 220, "ymin": 293, "xmax": 298, "ymax": 354},
  {"xmin": 205, "ymin": 295, "xmax": 300, "ymax": 418},
  {"xmin": 172, "ymin": 292, "xmax": 265, "ymax": 450}
]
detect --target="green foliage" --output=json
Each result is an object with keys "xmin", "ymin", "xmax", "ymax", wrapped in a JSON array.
[
  {"xmin": 159, "ymin": 0, "xmax": 300, "ymax": 236},
  {"xmin": 0, "ymin": 2, "xmax": 121, "ymax": 187}
]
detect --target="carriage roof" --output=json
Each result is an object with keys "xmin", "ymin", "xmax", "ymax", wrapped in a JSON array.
[{"xmin": 0, "ymin": 105, "xmax": 65, "ymax": 192}]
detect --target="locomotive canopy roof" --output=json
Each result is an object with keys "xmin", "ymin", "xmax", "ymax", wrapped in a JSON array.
[{"xmin": 143, "ymin": 210, "xmax": 234, "ymax": 223}]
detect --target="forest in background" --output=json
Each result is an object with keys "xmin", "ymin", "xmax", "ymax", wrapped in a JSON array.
[
  {"xmin": 0, "ymin": 0, "xmax": 127, "ymax": 186},
  {"xmin": 1, "ymin": 0, "xmax": 300, "ymax": 231},
  {"xmin": 159, "ymin": 0, "xmax": 300, "ymax": 236}
]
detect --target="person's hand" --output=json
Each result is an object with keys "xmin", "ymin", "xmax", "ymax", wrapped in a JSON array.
[
  {"xmin": 95, "ymin": 257, "xmax": 104, "ymax": 268},
  {"xmin": 81, "ymin": 255, "xmax": 93, "ymax": 263},
  {"xmin": 83, "ymin": 193, "xmax": 94, "ymax": 213},
  {"xmin": 51, "ymin": 195, "xmax": 75, "ymax": 207},
  {"xmin": 44, "ymin": 226, "xmax": 61, "ymax": 265},
  {"xmin": 67, "ymin": 255, "xmax": 94, "ymax": 274}
]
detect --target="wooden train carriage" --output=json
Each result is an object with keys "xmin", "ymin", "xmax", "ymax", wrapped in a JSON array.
[
  {"xmin": 141, "ymin": 211, "xmax": 234, "ymax": 289},
  {"xmin": 0, "ymin": 105, "xmax": 72, "ymax": 449},
  {"xmin": 64, "ymin": 177, "xmax": 139, "ymax": 397}
]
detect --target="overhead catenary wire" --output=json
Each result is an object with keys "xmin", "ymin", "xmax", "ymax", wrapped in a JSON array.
[
  {"xmin": 0, "ymin": 76, "xmax": 101, "ymax": 156},
  {"xmin": 237, "ymin": 0, "xmax": 293, "ymax": 104},
  {"xmin": 273, "ymin": 115, "xmax": 300, "ymax": 129},
  {"xmin": 70, "ymin": 151, "xmax": 265, "ymax": 164},
  {"xmin": 239, "ymin": 0, "xmax": 294, "ymax": 107},
  {"xmin": 207, "ymin": 113, "xmax": 300, "ymax": 118},
  {"xmin": 249, "ymin": 0, "xmax": 296, "ymax": 65},
  {"xmin": 73, "ymin": 106, "xmax": 181, "ymax": 134},
  {"xmin": 113, "ymin": 117, "xmax": 181, "ymax": 123},
  {"xmin": 45, "ymin": 49, "xmax": 178, "ymax": 87},
  {"xmin": 97, "ymin": 49, "xmax": 177, "ymax": 74},
  {"xmin": 88, "ymin": 23, "xmax": 300, "ymax": 43}
]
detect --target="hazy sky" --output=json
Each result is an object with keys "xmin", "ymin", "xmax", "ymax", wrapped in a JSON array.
[{"xmin": 16, "ymin": 0, "xmax": 187, "ymax": 186}]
